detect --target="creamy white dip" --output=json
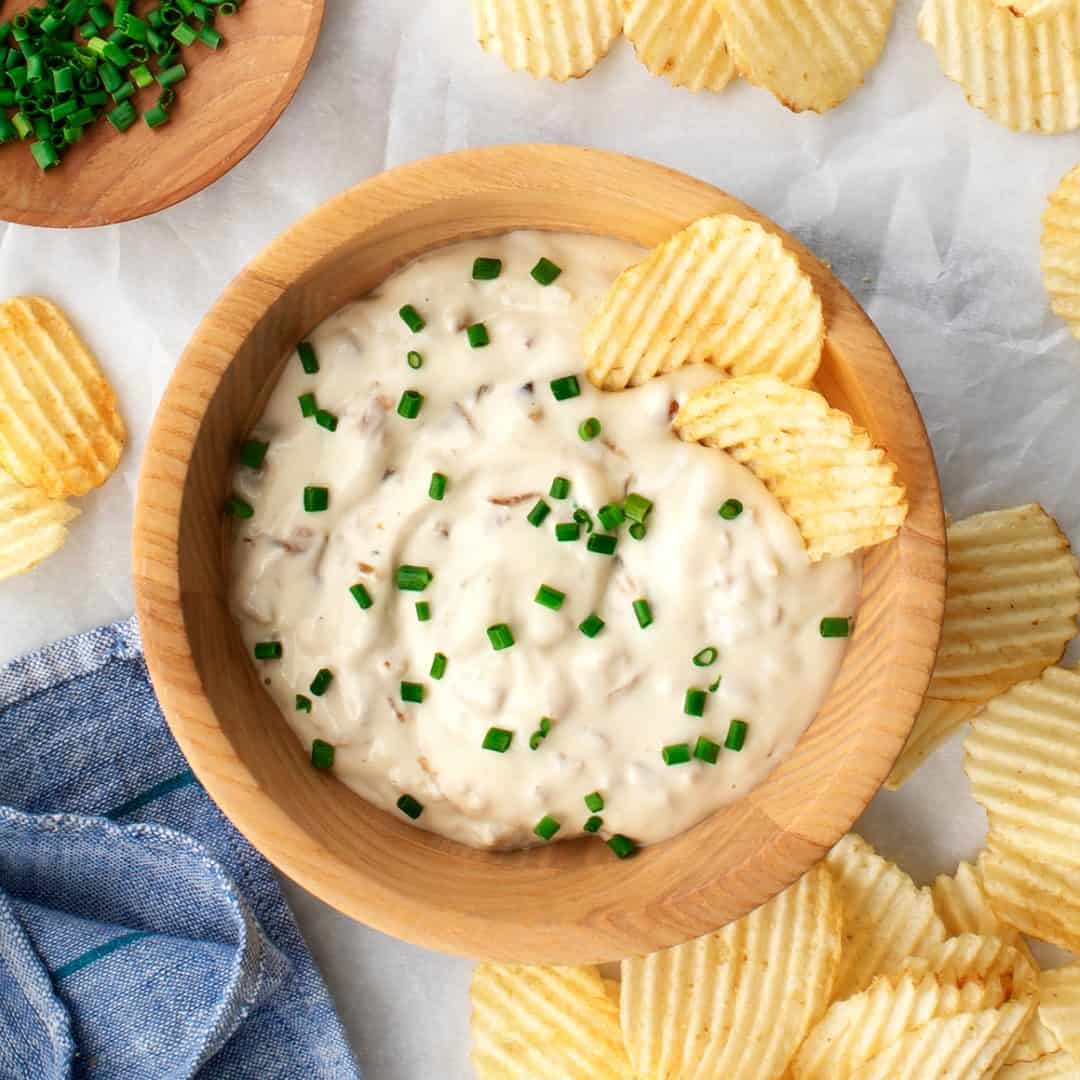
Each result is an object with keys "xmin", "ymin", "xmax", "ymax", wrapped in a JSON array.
[{"xmin": 229, "ymin": 231, "xmax": 859, "ymax": 852}]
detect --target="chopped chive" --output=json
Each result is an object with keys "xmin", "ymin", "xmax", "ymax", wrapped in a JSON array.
[
  {"xmin": 597, "ymin": 503, "xmax": 625, "ymax": 531},
  {"xmin": 171, "ymin": 21, "xmax": 197, "ymax": 46},
  {"xmin": 430, "ymin": 652, "xmax": 448, "ymax": 680},
  {"xmin": 629, "ymin": 522, "xmax": 647, "ymax": 541},
  {"xmin": 472, "ymin": 257, "xmax": 502, "ymax": 280},
  {"xmin": 415, "ymin": 601, "xmax": 431, "ymax": 622},
  {"xmin": 466, "ymin": 323, "xmax": 490, "ymax": 348},
  {"xmin": 584, "ymin": 815, "xmax": 603, "ymax": 833},
  {"xmin": 529, "ymin": 717, "xmax": 553, "ymax": 750},
  {"xmin": 623, "ymin": 493, "xmax": 653, "ymax": 523},
  {"xmin": 555, "ymin": 522, "xmax": 581, "ymax": 542},
  {"xmin": 693, "ymin": 736, "xmax": 721, "ymax": 765},
  {"xmin": 633, "ymin": 598, "xmax": 653, "ymax": 629},
  {"xmin": 397, "ymin": 794, "xmax": 424, "ymax": 820},
  {"xmin": 401, "ymin": 681, "xmax": 424, "ymax": 704},
  {"xmin": 486, "ymin": 623, "xmax": 515, "ymax": 651},
  {"xmin": 482, "ymin": 727, "xmax": 513, "ymax": 753},
  {"xmin": 719, "ymin": 499, "xmax": 744, "ymax": 521},
  {"xmin": 693, "ymin": 647, "xmax": 719, "ymax": 667},
  {"xmin": 297, "ymin": 341, "xmax": 319, "ymax": 374},
  {"xmin": 253, "ymin": 641, "xmax": 281, "ymax": 660},
  {"xmin": 684, "ymin": 688, "xmax": 707, "ymax": 717},
  {"xmin": 240, "ymin": 439, "xmax": 268, "ymax": 469},
  {"xmin": 315, "ymin": 409, "xmax": 338, "ymax": 432},
  {"xmin": 407, "ymin": 350, "xmax": 423, "ymax": 370},
  {"xmin": 299, "ymin": 392, "xmax": 317, "ymax": 418},
  {"xmin": 224, "ymin": 495, "xmax": 253, "ymax": 519},
  {"xmin": 396, "ymin": 565, "xmax": 433, "ymax": 591},
  {"xmin": 399, "ymin": 305, "xmax": 425, "ymax": 333},
  {"xmin": 535, "ymin": 584, "xmax": 565, "ymax": 611},
  {"xmin": 549, "ymin": 476, "xmax": 570, "ymax": 500},
  {"xmin": 295, "ymin": 694, "xmax": 312, "ymax": 713},
  {"xmin": 106, "ymin": 99, "xmax": 136, "ymax": 131},
  {"xmin": 534, "ymin": 815, "xmax": 561, "ymax": 841},
  {"xmin": 584, "ymin": 791, "xmax": 604, "ymax": 812},
  {"xmin": 198, "ymin": 24, "xmax": 222, "ymax": 48},
  {"xmin": 529, "ymin": 732, "xmax": 545, "ymax": 750},
  {"xmin": 156, "ymin": 62, "xmax": 187, "ymax": 88},
  {"xmin": 397, "ymin": 389, "xmax": 424, "ymax": 419},
  {"xmin": 527, "ymin": 499, "xmax": 551, "ymax": 527},
  {"xmin": 310, "ymin": 668, "xmax": 333, "ymax": 696},
  {"xmin": 350, "ymin": 583, "xmax": 373, "ymax": 610},
  {"xmin": 573, "ymin": 509, "xmax": 594, "ymax": 534},
  {"xmin": 303, "ymin": 486, "xmax": 329, "ymax": 513},
  {"xmin": 579, "ymin": 613, "xmax": 605, "ymax": 638},
  {"xmin": 311, "ymin": 739, "xmax": 335, "ymax": 771},
  {"xmin": 578, "ymin": 417, "xmax": 602, "ymax": 441},
  {"xmin": 531, "ymin": 257, "xmax": 562, "ymax": 286},
  {"xmin": 587, "ymin": 533, "xmax": 617, "ymax": 556},
  {"xmin": 429, "ymin": 472, "xmax": 447, "ymax": 500},
  {"xmin": 708, "ymin": 675, "xmax": 723, "ymax": 693},
  {"xmin": 820, "ymin": 617, "xmax": 851, "ymax": 639},
  {"xmin": 146, "ymin": 107, "xmax": 173, "ymax": 132},
  {"xmin": 550, "ymin": 375, "xmax": 580, "ymax": 401},
  {"xmin": 662, "ymin": 743, "xmax": 692, "ymax": 766},
  {"xmin": 607, "ymin": 834, "xmax": 636, "ymax": 859},
  {"xmin": 725, "ymin": 719, "xmax": 749, "ymax": 752}
]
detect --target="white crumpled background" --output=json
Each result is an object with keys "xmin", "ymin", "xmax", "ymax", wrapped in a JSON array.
[{"xmin": 4, "ymin": 1, "xmax": 1080, "ymax": 1075}]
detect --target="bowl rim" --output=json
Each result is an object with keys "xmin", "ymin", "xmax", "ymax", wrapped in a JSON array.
[{"xmin": 133, "ymin": 144, "xmax": 946, "ymax": 962}]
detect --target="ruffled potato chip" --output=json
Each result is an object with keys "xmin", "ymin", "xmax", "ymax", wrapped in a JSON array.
[
  {"xmin": 0, "ymin": 467, "xmax": 79, "ymax": 581},
  {"xmin": 620, "ymin": 0, "xmax": 734, "ymax": 92},
  {"xmin": 1040, "ymin": 967, "xmax": 1080, "ymax": 1065},
  {"xmin": 1042, "ymin": 163, "xmax": 1080, "ymax": 343},
  {"xmin": 997, "ymin": 1052, "xmax": 1080, "ymax": 1079}
]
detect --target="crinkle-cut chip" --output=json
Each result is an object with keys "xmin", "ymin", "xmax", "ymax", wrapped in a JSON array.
[
  {"xmin": 602, "ymin": 977, "xmax": 620, "ymax": 1007},
  {"xmin": 716, "ymin": 0, "xmax": 896, "ymax": 113},
  {"xmin": 918, "ymin": 0, "xmax": 1080, "ymax": 133},
  {"xmin": 620, "ymin": 0, "xmax": 735, "ymax": 92},
  {"xmin": 998, "ymin": 1052, "xmax": 1080, "ymax": 1079},
  {"xmin": 1042, "ymin": 163, "xmax": 1080, "ymax": 343},
  {"xmin": 1040, "ymin": 967, "xmax": 1080, "ymax": 1065},
  {"xmin": 930, "ymin": 860, "xmax": 1030, "ymax": 957},
  {"xmin": 992, "ymin": 0, "xmax": 1074, "ymax": 16},
  {"xmin": 0, "ymin": 296, "xmax": 125, "ymax": 498},
  {"xmin": 1006, "ymin": 1016, "xmax": 1067, "ymax": 1066},
  {"xmin": 470, "ymin": 963, "xmax": 632, "ymax": 1078},
  {"xmin": 927, "ymin": 505, "xmax": 1080, "ymax": 702},
  {"xmin": 584, "ymin": 216, "xmax": 824, "ymax": 391},
  {"xmin": 847, "ymin": 1001, "xmax": 1037, "ymax": 1080},
  {"xmin": 886, "ymin": 700, "xmax": 979, "ymax": 788},
  {"xmin": 981, "ymin": 835, "xmax": 1080, "ymax": 954},
  {"xmin": 620, "ymin": 860, "xmax": 840, "ymax": 1080},
  {"xmin": 471, "ymin": 0, "xmax": 623, "ymax": 80},
  {"xmin": 0, "ymin": 467, "xmax": 79, "ymax": 581},
  {"xmin": 673, "ymin": 375, "xmax": 907, "ymax": 561},
  {"xmin": 898, "ymin": 933, "xmax": 1038, "ymax": 997},
  {"xmin": 825, "ymin": 834, "xmax": 947, "ymax": 1000},
  {"xmin": 965, "ymin": 666, "xmax": 1080, "ymax": 868}
]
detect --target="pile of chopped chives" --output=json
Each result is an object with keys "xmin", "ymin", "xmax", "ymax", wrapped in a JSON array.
[{"xmin": 1, "ymin": 0, "xmax": 245, "ymax": 172}]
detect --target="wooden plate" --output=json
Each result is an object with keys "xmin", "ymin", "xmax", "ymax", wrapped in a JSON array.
[
  {"xmin": 133, "ymin": 145, "xmax": 946, "ymax": 964},
  {"xmin": 0, "ymin": 0, "xmax": 323, "ymax": 228}
]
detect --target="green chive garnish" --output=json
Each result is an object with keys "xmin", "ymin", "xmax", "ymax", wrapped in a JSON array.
[
  {"xmin": 662, "ymin": 743, "xmax": 691, "ymax": 766},
  {"xmin": 311, "ymin": 739, "xmax": 335, "ymax": 771},
  {"xmin": 623, "ymin": 493, "xmax": 653, "ymax": 523},
  {"xmin": 401, "ymin": 681, "xmax": 424, "ymax": 704},
  {"xmin": 555, "ymin": 522, "xmax": 581, "ymax": 542},
  {"xmin": 396, "ymin": 565, "xmax": 433, "ymax": 591},
  {"xmin": 487, "ymin": 623, "xmax": 515, "ymax": 651},
  {"xmin": 224, "ymin": 495, "xmax": 254, "ymax": 519},
  {"xmin": 529, "ymin": 717, "xmax": 553, "ymax": 750},
  {"xmin": 708, "ymin": 675, "xmax": 723, "ymax": 693},
  {"xmin": 633, "ymin": 598, "xmax": 653, "ymax": 629},
  {"xmin": 693, "ymin": 736, "xmax": 721, "ymax": 765},
  {"xmin": 310, "ymin": 668, "xmax": 333, "ymax": 696},
  {"xmin": 587, "ymin": 533, "xmax": 617, "ymax": 556},
  {"xmin": 584, "ymin": 815, "xmax": 603, "ymax": 833},
  {"xmin": 430, "ymin": 652, "xmax": 448, "ymax": 680},
  {"xmin": 579, "ymin": 613, "xmax": 605, "ymax": 638},
  {"xmin": 550, "ymin": 476, "xmax": 571, "ymax": 500},
  {"xmin": 584, "ymin": 792, "xmax": 604, "ymax": 812},
  {"xmin": 240, "ymin": 440, "xmax": 268, "ymax": 470},
  {"xmin": 350, "ymin": 583, "xmax": 373, "ymax": 610},
  {"xmin": 684, "ymin": 688, "xmax": 706, "ymax": 717},
  {"xmin": 607, "ymin": 834, "xmax": 636, "ymax": 859},
  {"xmin": 429, "ymin": 472, "xmax": 447, "ymax": 500},
  {"xmin": 397, "ymin": 794, "xmax": 424, "ymax": 819},
  {"xmin": 482, "ymin": 727, "xmax": 513, "ymax": 753},
  {"xmin": 572, "ymin": 509, "xmax": 594, "ymax": 534},
  {"xmin": 399, "ymin": 304, "xmax": 425, "ymax": 333},
  {"xmin": 579, "ymin": 417, "xmax": 602, "ymax": 441},
  {"xmin": 629, "ymin": 522, "xmax": 647, "ymax": 541},
  {"xmin": 472, "ymin": 257, "xmax": 502, "ymax": 280},
  {"xmin": 820, "ymin": 617, "xmax": 851, "ymax": 638},
  {"xmin": 598, "ymin": 503, "xmax": 625, "ymax": 531},
  {"xmin": 297, "ymin": 341, "xmax": 319, "ymax": 374},
  {"xmin": 407, "ymin": 350, "xmax": 424, "ymax": 370},
  {"xmin": 725, "ymin": 719, "xmax": 748, "ymax": 752},
  {"xmin": 415, "ymin": 601, "xmax": 431, "ymax": 622},
  {"xmin": 303, "ymin": 486, "xmax": 329, "ymax": 513},
  {"xmin": 719, "ymin": 499, "xmax": 744, "ymax": 520},
  {"xmin": 535, "ymin": 584, "xmax": 566, "ymax": 611},
  {"xmin": 550, "ymin": 375, "xmax": 580, "ymax": 401},
  {"xmin": 527, "ymin": 499, "xmax": 551, "ymax": 527},
  {"xmin": 315, "ymin": 409, "xmax": 338, "ymax": 432},
  {"xmin": 397, "ymin": 389, "xmax": 424, "ymax": 419},
  {"xmin": 531, "ymin": 257, "xmax": 562, "ymax": 286},
  {"xmin": 295, "ymin": 694, "xmax": 312, "ymax": 712},
  {"xmin": 467, "ymin": 323, "xmax": 490, "ymax": 349},
  {"xmin": 253, "ymin": 641, "xmax": 281, "ymax": 660},
  {"xmin": 299, "ymin": 392, "xmax": 317, "ymax": 418},
  {"xmin": 693, "ymin": 647, "xmax": 719, "ymax": 667},
  {"xmin": 534, "ymin": 815, "xmax": 561, "ymax": 841}
]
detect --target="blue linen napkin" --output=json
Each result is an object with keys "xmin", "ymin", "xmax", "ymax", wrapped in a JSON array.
[{"xmin": 0, "ymin": 617, "xmax": 361, "ymax": 1080}]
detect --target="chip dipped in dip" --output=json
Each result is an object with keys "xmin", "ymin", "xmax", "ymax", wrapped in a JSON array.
[{"xmin": 228, "ymin": 231, "xmax": 859, "ymax": 854}]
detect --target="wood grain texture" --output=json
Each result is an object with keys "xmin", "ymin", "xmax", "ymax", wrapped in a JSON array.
[
  {"xmin": 132, "ymin": 145, "xmax": 946, "ymax": 964},
  {"xmin": 0, "ymin": 0, "xmax": 323, "ymax": 228}
]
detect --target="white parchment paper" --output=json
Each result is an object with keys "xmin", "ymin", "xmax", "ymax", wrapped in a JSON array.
[{"xmin": 4, "ymin": 1, "xmax": 1080, "ymax": 1075}]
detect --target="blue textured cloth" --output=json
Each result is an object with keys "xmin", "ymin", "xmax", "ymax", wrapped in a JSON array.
[{"xmin": 0, "ymin": 618, "xmax": 361, "ymax": 1080}]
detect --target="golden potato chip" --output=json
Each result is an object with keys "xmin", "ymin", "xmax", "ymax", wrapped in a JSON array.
[
  {"xmin": 620, "ymin": 860, "xmax": 840, "ymax": 1080},
  {"xmin": 470, "ymin": 963, "xmax": 632, "ymax": 1078},
  {"xmin": 584, "ymin": 215, "xmax": 824, "ymax": 391},
  {"xmin": 0, "ymin": 296, "xmax": 124, "ymax": 499},
  {"xmin": 918, "ymin": 0, "xmax": 1080, "ymax": 133},
  {"xmin": 716, "ymin": 0, "xmax": 896, "ymax": 113},
  {"xmin": 471, "ymin": 0, "xmax": 623, "ymax": 80},
  {"xmin": 992, "ymin": 0, "xmax": 1074, "ymax": 16},
  {"xmin": 931, "ymin": 859, "xmax": 1030, "ymax": 957},
  {"xmin": 1040, "ymin": 968, "xmax": 1080, "ymax": 1065},
  {"xmin": 0, "ymin": 467, "xmax": 79, "ymax": 581},
  {"xmin": 602, "ymin": 977, "xmax": 620, "ymax": 1008},
  {"xmin": 1007, "ymin": 1016, "xmax": 1067, "ymax": 1066},
  {"xmin": 998, "ymin": 1052, "xmax": 1080, "ymax": 1079},
  {"xmin": 825, "ymin": 834, "xmax": 947, "ymax": 1000},
  {"xmin": 620, "ymin": 0, "xmax": 734, "ymax": 92},
  {"xmin": 674, "ymin": 375, "xmax": 908, "ymax": 561},
  {"xmin": 1042, "ymin": 163, "xmax": 1080, "ymax": 343},
  {"xmin": 886, "ymin": 700, "xmax": 979, "ymax": 789}
]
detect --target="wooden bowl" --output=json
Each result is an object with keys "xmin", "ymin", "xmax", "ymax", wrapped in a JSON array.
[
  {"xmin": 133, "ymin": 145, "xmax": 946, "ymax": 964},
  {"xmin": 0, "ymin": 0, "xmax": 323, "ymax": 228}
]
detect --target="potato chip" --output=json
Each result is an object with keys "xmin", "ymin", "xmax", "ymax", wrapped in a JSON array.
[
  {"xmin": 885, "ymin": 699, "xmax": 979, "ymax": 788},
  {"xmin": 0, "ymin": 467, "xmax": 79, "ymax": 581},
  {"xmin": 620, "ymin": 860, "xmax": 840, "ymax": 1080},
  {"xmin": 673, "ymin": 375, "xmax": 907, "ymax": 561},
  {"xmin": 918, "ymin": 0, "xmax": 1080, "ymax": 133},
  {"xmin": 471, "ymin": 0, "xmax": 623, "ymax": 80},
  {"xmin": 602, "ymin": 977, "xmax": 620, "ymax": 1008},
  {"xmin": 998, "ymin": 1052, "xmax": 1080, "ymax": 1079},
  {"xmin": 1007, "ymin": 1016, "xmax": 1067, "ymax": 1066},
  {"xmin": 931, "ymin": 859, "xmax": 1030, "ymax": 957},
  {"xmin": 620, "ymin": 0, "xmax": 734, "ymax": 92},
  {"xmin": 992, "ymin": 0, "xmax": 1074, "ymax": 16},
  {"xmin": 1040, "ymin": 968, "xmax": 1080, "ymax": 1065},
  {"xmin": 825, "ymin": 834, "xmax": 947, "ymax": 1000},
  {"xmin": 584, "ymin": 215, "xmax": 824, "ymax": 391},
  {"xmin": 0, "ymin": 296, "xmax": 124, "ymax": 499},
  {"xmin": 716, "ymin": 0, "xmax": 896, "ymax": 113},
  {"xmin": 1042, "ymin": 163, "xmax": 1080, "ymax": 343},
  {"xmin": 470, "ymin": 963, "xmax": 632, "ymax": 1078}
]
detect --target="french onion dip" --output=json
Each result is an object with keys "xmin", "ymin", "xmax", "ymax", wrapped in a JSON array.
[{"xmin": 229, "ymin": 231, "xmax": 859, "ymax": 853}]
